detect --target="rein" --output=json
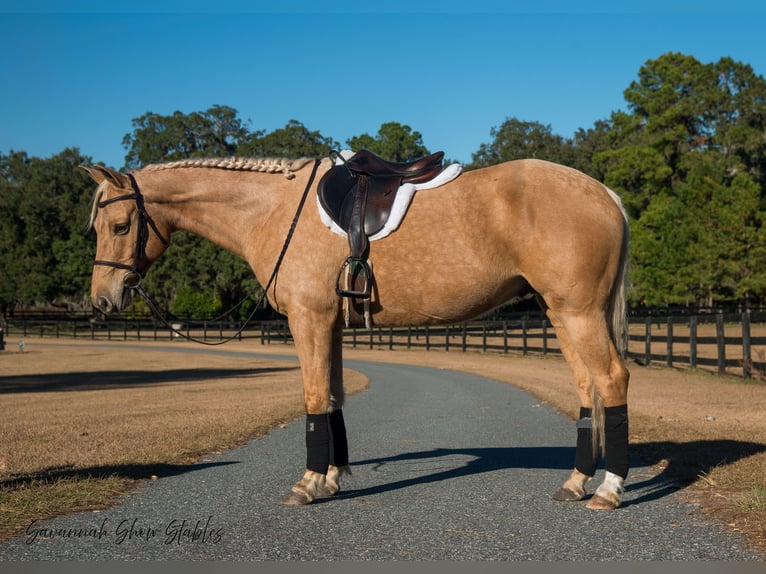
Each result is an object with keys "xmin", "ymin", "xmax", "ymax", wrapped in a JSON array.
[{"xmin": 94, "ymin": 158, "xmax": 321, "ymax": 346}]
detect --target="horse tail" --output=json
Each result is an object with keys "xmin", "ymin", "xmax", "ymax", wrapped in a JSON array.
[
  {"xmin": 610, "ymin": 205, "xmax": 630, "ymax": 359},
  {"xmin": 592, "ymin": 186, "xmax": 630, "ymax": 455}
]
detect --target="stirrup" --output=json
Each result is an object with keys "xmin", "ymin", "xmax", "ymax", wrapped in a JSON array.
[{"xmin": 336, "ymin": 257, "xmax": 372, "ymax": 299}]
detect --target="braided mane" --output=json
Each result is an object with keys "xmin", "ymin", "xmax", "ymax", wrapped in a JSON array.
[{"xmin": 139, "ymin": 156, "xmax": 317, "ymax": 180}]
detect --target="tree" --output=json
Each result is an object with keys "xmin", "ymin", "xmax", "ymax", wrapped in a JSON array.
[
  {"xmin": 591, "ymin": 53, "xmax": 766, "ymax": 307},
  {"xmin": 0, "ymin": 148, "xmax": 96, "ymax": 315},
  {"xmin": 237, "ymin": 119, "xmax": 339, "ymax": 159},
  {"xmin": 467, "ymin": 118, "xmax": 572, "ymax": 170},
  {"xmin": 346, "ymin": 122, "xmax": 430, "ymax": 162},
  {"xmin": 122, "ymin": 105, "xmax": 250, "ymax": 169}
]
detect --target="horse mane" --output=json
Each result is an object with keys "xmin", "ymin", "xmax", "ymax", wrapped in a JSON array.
[
  {"xmin": 87, "ymin": 156, "xmax": 323, "ymax": 230},
  {"xmin": 139, "ymin": 156, "xmax": 317, "ymax": 180}
]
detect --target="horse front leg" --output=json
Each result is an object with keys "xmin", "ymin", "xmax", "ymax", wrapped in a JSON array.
[
  {"xmin": 281, "ymin": 318, "xmax": 350, "ymax": 506},
  {"xmin": 324, "ymin": 325, "xmax": 351, "ymax": 495}
]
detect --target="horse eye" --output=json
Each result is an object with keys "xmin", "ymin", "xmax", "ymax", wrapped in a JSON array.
[{"xmin": 113, "ymin": 222, "xmax": 131, "ymax": 235}]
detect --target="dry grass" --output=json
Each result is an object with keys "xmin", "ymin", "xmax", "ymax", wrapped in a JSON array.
[
  {"xmin": 0, "ymin": 339, "xmax": 368, "ymax": 539},
  {"xmin": 1, "ymin": 337, "xmax": 765, "ymax": 556}
]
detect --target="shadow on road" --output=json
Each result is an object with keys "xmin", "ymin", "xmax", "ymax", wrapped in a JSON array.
[
  {"xmin": 0, "ymin": 366, "xmax": 299, "ymax": 393},
  {"xmin": 331, "ymin": 439, "xmax": 766, "ymax": 506},
  {"xmin": 0, "ymin": 460, "xmax": 239, "ymax": 491}
]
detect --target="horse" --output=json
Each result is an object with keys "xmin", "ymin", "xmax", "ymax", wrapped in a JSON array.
[{"xmin": 82, "ymin": 153, "xmax": 631, "ymax": 510}]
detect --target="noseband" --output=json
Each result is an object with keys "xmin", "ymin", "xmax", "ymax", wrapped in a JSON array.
[{"xmin": 93, "ymin": 173, "xmax": 169, "ymax": 288}]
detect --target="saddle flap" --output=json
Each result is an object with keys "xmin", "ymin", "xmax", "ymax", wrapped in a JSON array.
[
  {"xmin": 317, "ymin": 165, "xmax": 356, "ymax": 229},
  {"xmin": 318, "ymin": 166, "xmax": 402, "ymax": 237}
]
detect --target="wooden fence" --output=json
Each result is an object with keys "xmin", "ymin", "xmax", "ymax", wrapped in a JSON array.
[{"xmin": 3, "ymin": 311, "xmax": 766, "ymax": 380}]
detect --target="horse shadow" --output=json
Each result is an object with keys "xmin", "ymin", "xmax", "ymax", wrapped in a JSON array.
[
  {"xmin": 328, "ymin": 439, "xmax": 766, "ymax": 506},
  {"xmin": 0, "ymin": 459, "xmax": 239, "ymax": 492},
  {"xmin": 0, "ymin": 366, "xmax": 299, "ymax": 393}
]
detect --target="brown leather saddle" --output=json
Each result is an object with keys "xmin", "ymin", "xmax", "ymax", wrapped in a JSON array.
[{"xmin": 318, "ymin": 149, "xmax": 445, "ymax": 299}]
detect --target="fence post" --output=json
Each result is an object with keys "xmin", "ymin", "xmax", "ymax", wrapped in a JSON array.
[
  {"xmin": 644, "ymin": 316, "xmax": 651, "ymax": 366},
  {"xmin": 461, "ymin": 323, "xmax": 467, "ymax": 352},
  {"xmin": 689, "ymin": 315, "xmax": 697, "ymax": 369},
  {"xmin": 716, "ymin": 313, "xmax": 726, "ymax": 376},
  {"xmin": 666, "ymin": 316, "xmax": 673, "ymax": 368},
  {"xmin": 521, "ymin": 316, "xmax": 528, "ymax": 356},
  {"xmin": 742, "ymin": 310, "xmax": 752, "ymax": 379},
  {"xmin": 445, "ymin": 325, "xmax": 450, "ymax": 352}
]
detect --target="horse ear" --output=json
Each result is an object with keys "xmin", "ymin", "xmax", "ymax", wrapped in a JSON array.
[{"xmin": 79, "ymin": 165, "xmax": 130, "ymax": 188}]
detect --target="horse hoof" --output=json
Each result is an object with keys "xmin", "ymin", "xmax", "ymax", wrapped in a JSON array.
[
  {"xmin": 552, "ymin": 486, "xmax": 585, "ymax": 502},
  {"xmin": 316, "ymin": 482, "xmax": 339, "ymax": 498},
  {"xmin": 281, "ymin": 489, "xmax": 313, "ymax": 506},
  {"xmin": 585, "ymin": 494, "xmax": 620, "ymax": 510}
]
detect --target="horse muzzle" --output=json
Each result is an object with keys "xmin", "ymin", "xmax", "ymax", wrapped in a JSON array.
[{"xmin": 92, "ymin": 272, "xmax": 139, "ymax": 315}]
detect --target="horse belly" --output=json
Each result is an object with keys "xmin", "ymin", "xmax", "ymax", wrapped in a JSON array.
[{"xmin": 365, "ymin": 236, "xmax": 531, "ymax": 326}]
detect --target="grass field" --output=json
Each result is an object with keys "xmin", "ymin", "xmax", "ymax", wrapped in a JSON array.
[{"xmin": 1, "ymin": 337, "xmax": 764, "ymax": 556}]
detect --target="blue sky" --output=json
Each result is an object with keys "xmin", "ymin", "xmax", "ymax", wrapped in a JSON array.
[{"xmin": 1, "ymin": 1, "xmax": 765, "ymax": 168}]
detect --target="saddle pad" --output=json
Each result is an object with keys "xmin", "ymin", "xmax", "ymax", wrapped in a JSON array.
[{"xmin": 317, "ymin": 150, "xmax": 463, "ymax": 241}]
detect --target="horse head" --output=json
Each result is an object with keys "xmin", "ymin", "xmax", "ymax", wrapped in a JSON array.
[{"xmin": 81, "ymin": 165, "xmax": 170, "ymax": 315}]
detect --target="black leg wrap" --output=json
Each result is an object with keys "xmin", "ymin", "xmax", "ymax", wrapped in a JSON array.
[
  {"xmin": 574, "ymin": 407, "xmax": 598, "ymax": 477},
  {"xmin": 328, "ymin": 409, "xmax": 349, "ymax": 467},
  {"xmin": 305, "ymin": 414, "xmax": 330, "ymax": 474},
  {"xmin": 604, "ymin": 404, "xmax": 629, "ymax": 479}
]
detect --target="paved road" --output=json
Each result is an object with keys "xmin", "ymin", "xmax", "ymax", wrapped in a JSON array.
[{"xmin": 1, "ymin": 350, "xmax": 762, "ymax": 560}]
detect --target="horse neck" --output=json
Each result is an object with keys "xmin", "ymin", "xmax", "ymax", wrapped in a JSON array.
[{"xmin": 136, "ymin": 166, "xmax": 301, "ymax": 262}]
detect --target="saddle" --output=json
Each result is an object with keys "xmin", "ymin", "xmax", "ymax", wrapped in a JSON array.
[{"xmin": 318, "ymin": 149, "xmax": 445, "ymax": 299}]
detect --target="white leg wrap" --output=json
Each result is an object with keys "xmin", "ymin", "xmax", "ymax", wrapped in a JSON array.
[{"xmin": 593, "ymin": 471, "xmax": 625, "ymax": 505}]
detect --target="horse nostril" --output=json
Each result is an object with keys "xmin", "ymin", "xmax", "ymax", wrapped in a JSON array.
[{"xmin": 97, "ymin": 296, "xmax": 114, "ymax": 314}]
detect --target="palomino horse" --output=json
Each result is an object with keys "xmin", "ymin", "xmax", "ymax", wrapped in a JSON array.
[{"xmin": 82, "ymin": 154, "xmax": 630, "ymax": 510}]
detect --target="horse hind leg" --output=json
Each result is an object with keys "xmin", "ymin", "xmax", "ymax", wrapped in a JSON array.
[
  {"xmin": 544, "ymin": 304, "xmax": 596, "ymax": 502},
  {"xmin": 546, "ymin": 304, "xmax": 630, "ymax": 510}
]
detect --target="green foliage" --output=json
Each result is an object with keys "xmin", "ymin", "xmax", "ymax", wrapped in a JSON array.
[
  {"xmin": 346, "ymin": 122, "xmax": 430, "ymax": 162},
  {"xmin": 122, "ymin": 105, "xmax": 249, "ymax": 169},
  {"xmin": 170, "ymin": 285, "xmax": 223, "ymax": 320},
  {"xmin": 0, "ymin": 148, "xmax": 95, "ymax": 316},
  {"xmin": 468, "ymin": 118, "xmax": 572, "ymax": 169},
  {"xmin": 237, "ymin": 119, "xmax": 339, "ymax": 159}
]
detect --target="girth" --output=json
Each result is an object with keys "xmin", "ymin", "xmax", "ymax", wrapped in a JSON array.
[{"xmin": 318, "ymin": 149, "xmax": 445, "ymax": 299}]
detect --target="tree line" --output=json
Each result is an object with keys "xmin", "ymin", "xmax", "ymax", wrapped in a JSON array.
[{"xmin": 2, "ymin": 52, "xmax": 766, "ymax": 319}]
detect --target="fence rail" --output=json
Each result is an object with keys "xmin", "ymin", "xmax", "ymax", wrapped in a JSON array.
[{"xmin": 3, "ymin": 311, "xmax": 766, "ymax": 380}]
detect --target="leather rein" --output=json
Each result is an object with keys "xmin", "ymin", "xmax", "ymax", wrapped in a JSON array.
[{"xmin": 93, "ymin": 159, "xmax": 321, "ymax": 346}]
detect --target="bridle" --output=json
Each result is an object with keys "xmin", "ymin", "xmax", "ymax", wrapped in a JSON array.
[
  {"xmin": 92, "ymin": 159, "xmax": 321, "ymax": 345},
  {"xmin": 93, "ymin": 172, "xmax": 169, "ymax": 288}
]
